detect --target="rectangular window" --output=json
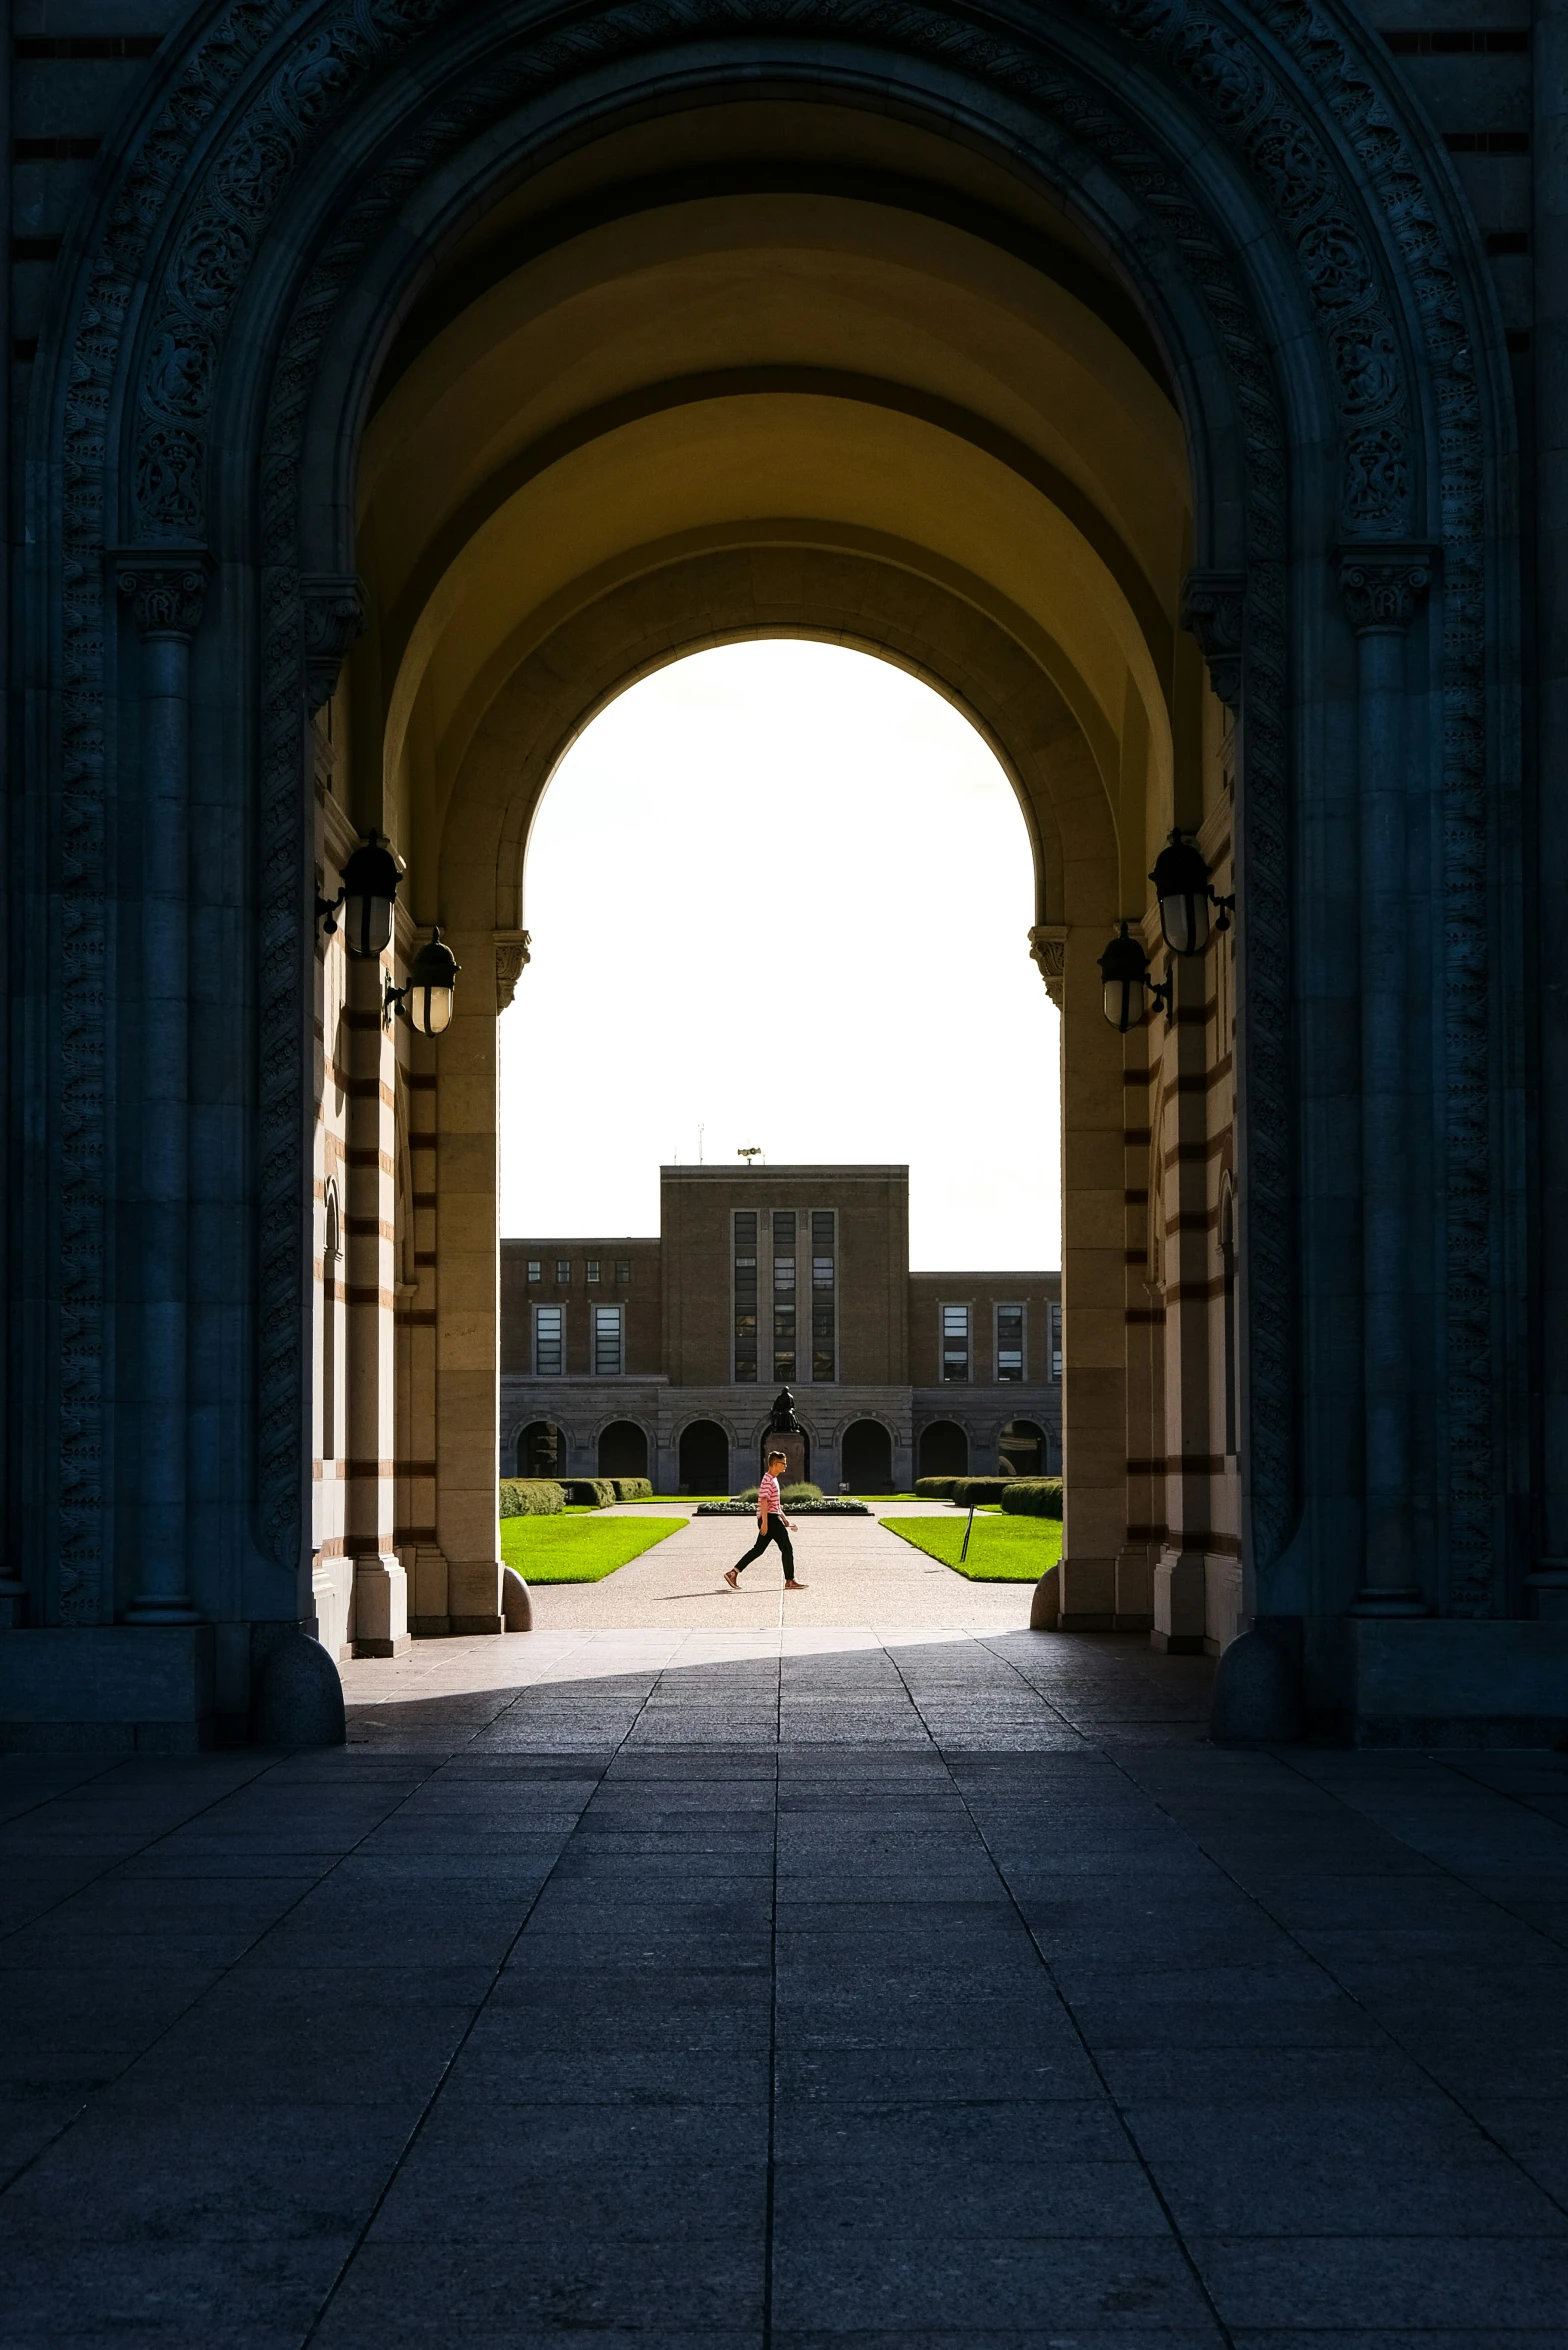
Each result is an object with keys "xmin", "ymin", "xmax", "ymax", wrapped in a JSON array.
[
  {"xmin": 996, "ymin": 1304, "xmax": 1024, "ymax": 1382},
  {"xmin": 734, "ymin": 1211, "xmax": 758, "ymax": 1382},
  {"xmin": 773, "ymin": 1210, "xmax": 797, "ymax": 1382},
  {"xmin": 942, "ymin": 1303, "xmax": 970, "ymax": 1382},
  {"xmin": 587, "ymin": 1258, "xmax": 600, "ymax": 1284},
  {"xmin": 615, "ymin": 1258, "xmax": 631, "ymax": 1285},
  {"xmin": 1048, "ymin": 1302, "xmax": 1063, "ymax": 1383},
  {"xmin": 526, "ymin": 1258, "xmax": 541, "ymax": 1284},
  {"xmin": 556, "ymin": 1258, "xmax": 571, "ymax": 1285},
  {"xmin": 534, "ymin": 1305, "xmax": 564, "ymax": 1377},
  {"xmin": 810, "ymin": 1209, "xmax": 835, "ymax": 1382},
  {"xmin": 593, "ymin": 1304, "xmax": 623, "ymax": 1376}
]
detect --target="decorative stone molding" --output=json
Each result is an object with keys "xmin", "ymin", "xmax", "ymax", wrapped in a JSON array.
[
  {"xmin": 1335, "ymin": 545, "xmax": 1437, "ymax": 636},
  {"xmin": 1028, "ymin": 924, "xmax": 1067, "ymax": 1007},
  {"xmin": 1180, "ymin": 572, "xmax": 1245, "ymax": 711},
  {"xmin": 114, "ymin": 551, "xmax": 209, "ymax": 639},
  {"xmin": 494, "ymin": 929, "xmax": 531, "ymax": 1011},
  {"xmin": 301, "ymin": 573, "xmax": 366, "ymax": 714}
]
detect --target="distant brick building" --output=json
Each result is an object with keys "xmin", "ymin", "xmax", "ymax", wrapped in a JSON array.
[{"xmin": 502, "ymin": 1167, "xmax": 1060, "ymax": 1493}]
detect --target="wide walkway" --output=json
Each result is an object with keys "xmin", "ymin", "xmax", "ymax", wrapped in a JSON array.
[{"xmin": 5, "ymin": 1511, "xmax": 1568, "ymax": 2345}]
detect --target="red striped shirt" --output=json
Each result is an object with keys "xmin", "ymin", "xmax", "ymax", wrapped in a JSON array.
[{"xmin": 758, "ymin": 1471, "xmax": 781, "ymax": 1516}]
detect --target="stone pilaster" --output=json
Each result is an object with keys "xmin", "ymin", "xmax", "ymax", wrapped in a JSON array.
[
  {"xmin": 1336, "ymin": 546, "xmax": 1436, "ymax": 1617},
  {"xmin": 114, "ymin": 552, "xmax": 210, "ymax": 1627}
]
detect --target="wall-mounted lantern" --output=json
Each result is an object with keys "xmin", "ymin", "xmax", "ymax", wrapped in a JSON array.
[
  {"xmin": 318, "ymin": 827, "xmax": 401, "ymax": 957},
  {"xmin": 385, "ymin": 926, "xmax": 459, "ymax": 1035},
  {"xmin": 1098, "ymin": 921, "xmax": 1173, "ymax": 1032},
  {"xmin": 1149, "ymin": 827, "xmax": 1234, "ymax": 957}
]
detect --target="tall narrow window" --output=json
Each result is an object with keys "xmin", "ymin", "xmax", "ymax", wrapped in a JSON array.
[
  {"xmin": 594, "ymin": 1304, "xmax": 623, "ymax": 1376},
  {"xmin": 526, "ymin": 1258, "xmax": 541, "ymax": 1284},
  {"xmin": 615, "ymin": 1258, "xmax": 631, "ymax": 1285},
  {"xmin": 534, "ymin": 1305, "xmax": 564, "ymax": 1376},
  {"xmin": 734, "ymin": 1211, "xmax": 758, "ymax": 1381},
  {"xmin": 1047, "ymin": 1302, "xmax": 1063, "ymax": 1382},
  {"xmin": 587, "ymin": 1258, "xmax": 600, "ymax": 1284},
  {"xmin": 556, "ymin": 1258, "xmax": 571, "ymax": 1285},
  {"xmin": 810, "ymin": 1209, "xmax": 836, "ymax": 1382},
  {"xmin": 321, "ymin": 1187, "xmax": 341, "ymax": 1461},
  {"xmin": 772, "ymin": 1210, "xmax": 796, "ymax": 1382},
  {"xmin": 942, "ymin": 1304, "xmax": 970, "ymax": 1382},
  {"xmin": 996, "ymin": 1304, "xmax": 1024, "ymax": 1381}
]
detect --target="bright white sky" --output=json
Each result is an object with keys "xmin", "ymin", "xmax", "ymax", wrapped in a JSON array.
[{"xmin": 498, "ymin": 640, "xmax": 1061, "ymax": 1267}]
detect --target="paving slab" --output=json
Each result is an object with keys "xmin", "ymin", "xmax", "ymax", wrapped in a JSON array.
[{"xmin": 4, "ymin": 1529, "xmax": 1568, "ymax": 2343}]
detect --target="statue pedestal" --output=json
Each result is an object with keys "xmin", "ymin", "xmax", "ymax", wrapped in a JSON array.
[{"xmin": 765, "ymin": 1431, "xmax": 807, "ymax": 1489}]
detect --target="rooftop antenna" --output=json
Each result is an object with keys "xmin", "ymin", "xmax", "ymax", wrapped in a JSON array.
[
  {"xmin": 698, "ymin": 1123, "xmax": 705, "ymax": 1165},
  {"xmin": 738, "ymin": 1145, "xmax": 763, "ymax": 1169}
]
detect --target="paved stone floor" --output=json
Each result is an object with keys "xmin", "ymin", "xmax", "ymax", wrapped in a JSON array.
[{"xmin": 5, "ymin": 1513, "xmax": 1568, "ymax": 2345}]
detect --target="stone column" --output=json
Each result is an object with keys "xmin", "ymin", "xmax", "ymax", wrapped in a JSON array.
[
  {"xmin": 1337, "ymin": 548, "xmax": 1434, "ymax": 1615},
  {"xmin": 116, "ymin": 556, "xmax": 208, "ymax": 1625},
  {"xmin": 1048, "ymin": 927, "xmax": 1128, "ymax": 1628},
  {"xmin": 1533, "ymin": 0, "xmax": 1568, "ymax": 1608},
  {"xmin": 435, "ymin": 925, "xmax": 504, "ymax": 1633},
  {"xmin": 344, "ymin": 951, "xmax": 408, "ymax": 1657},
  {"xmin": 1153, "ymin": 944, "xmax": 1214, "ymax": 1652}
]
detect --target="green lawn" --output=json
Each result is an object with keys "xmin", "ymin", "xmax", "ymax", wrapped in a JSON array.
[
  {"xmin": 500, "ymin": 1514, "xmax": 687, "ymax": 1582},
  {"xmin": 882, "ymin": 1513, "xmax": 1062, "ymax": 1582}
]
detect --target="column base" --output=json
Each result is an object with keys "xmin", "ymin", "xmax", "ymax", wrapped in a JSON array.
[
  {"xmin": 1154, "ymin": 1546, "xmax": 1208, "ymax": 1650},
  {"xmin": 1304, "ymin": 1615, "xmax": 1568, "ymax": 1745},
  {"xmin": 350, "ymin": 1636, "xmax": 412, "ymax": 1658},
  {"xmin": 350, "ymin": 1552, "xmax": 409, "ymax": 1655},
  {"xmin": 0, "ymin": 1624, "xmax": 215, "ymax": 1751},
  {"xmin": 450, "ymin": 1615, "xmax": 503, "ymax": 1635}
]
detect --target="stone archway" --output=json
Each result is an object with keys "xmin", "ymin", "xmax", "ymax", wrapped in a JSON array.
[{"xmin": 6, "ymin": 0, "xmax": 1532, "ymax": 1748}]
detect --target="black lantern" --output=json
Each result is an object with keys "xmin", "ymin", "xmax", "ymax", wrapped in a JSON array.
[
  {"xmin": 1098, "ymin": 921, "xmax": 1173, "ymax": 1033},
  {"xmin": 387, "ymin": 926, "xmax": 459, "ymax": 1036},
  {"xmin": 319, "ymin": 827, "xmax": 400, "ymax": 957},
  {"xmin": 1149, "ymin": 826, "xmax": 1233, "ymax": 957}
]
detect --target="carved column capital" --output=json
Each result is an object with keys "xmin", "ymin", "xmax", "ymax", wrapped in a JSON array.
[
  {"xmin": 494, "ymin": 928, "xmax": 531, "ymax": 1011},
  {"xmin": 1180, "ymin": 570, "xmax": 1245, "ymax": 710},
  {"xmin": 114, "ymin": 549, "xmax": 209, "ymax": 639},
  {"xmin": 1028, "ymin": 923, "xmax": 1066, "ymax": 1008},
  {"xmin": 1335, "ymin": 543, "xmax": 1437, "ymax": 635},
  {"xmin": 301, "ymin": 573, "xmax": 367, "ymax": 714}
]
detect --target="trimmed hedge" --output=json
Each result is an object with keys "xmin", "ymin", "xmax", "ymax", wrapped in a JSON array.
[
  {"xmin": 498, "ymin": 1479, "xmax": 565, "ymax": 1519},
  {"xmin": 950, "ymin": 1476, "xmax": 1014, "ymax": 1508},
  {"xmin": 914, "ymin": 1476, "xmax": 959, "ymax": 1499},
  {"xmin": 560, "ymin": 1476, "xmax": 617, "ymax": 1508},
  {"xmin": 611, "ymin": 1478, "xmax": 652, "ymax": 1502},
  {"xmin": 1000, "ymin": 1477, "xmax": 1064, "ymax": 1519},
  {"xmin": 738, "ymin": 1482, "xmax": 824, "ymax": 1507}
]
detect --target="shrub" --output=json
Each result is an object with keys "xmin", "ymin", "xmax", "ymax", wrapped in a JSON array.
[
  {"xmin": 914, "ymin": 1476, "xmax": 959, "ymax": 1499},
  {"xmin": 782, "ymin": 1481, "xmax": 823, "ymax": 1504},
  {"xmin": 951, "ymin": 1476, "xmax": 1013, "ymax": 1508},
  {"xmin": 999, "ymin": 1477, "xmax": 1064, "ymax": 1519},
  {"xmin": 498, "ymin": 1479, "xmax": 564, "ymax": 1518},
  {"xmin": 611, "ymin": 1477, "xmax": 652, "ymax": 1502},
  {"xmin": 560, "ymin": 1476, "xmax": 616, "ymax": 1507}
]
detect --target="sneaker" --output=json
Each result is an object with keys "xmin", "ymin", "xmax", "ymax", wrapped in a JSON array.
[
  {"xmin": 723, "ymin": 1568, "xmax": 740, "ymax": 1590},
  {"xmin": 784, "ymin": 1580, "xmax": 807, "ymax": 1590}
]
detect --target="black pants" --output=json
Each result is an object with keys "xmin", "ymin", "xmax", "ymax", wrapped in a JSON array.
[{"xmin": 732, "ymin": 1515, "xmax": 795, "ymax": 1580}]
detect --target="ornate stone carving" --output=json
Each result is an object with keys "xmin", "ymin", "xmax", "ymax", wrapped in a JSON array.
[
  {"xmin": 1335, "ymin": 546, "xmax": 1436, "ymax": 635},
  {"xmin": 493, "ymin": 929, "xmax": 531, "ymax": 1012},
  {"xmin": 1180, "ymin": 572, "xmax": 1246, "ymax": 710},
  {"xmin": 1027, "ymin": 924, "xmax": 1067, "ymax": 1008},
  {"xmin": 301, "ymin": 573, "xmax": 366, "ymax": 713},
  {"xmin": 114, "ymin": 554, "xmax": 208, "ymax": 639}
]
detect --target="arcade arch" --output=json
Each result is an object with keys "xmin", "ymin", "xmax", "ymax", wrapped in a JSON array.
[{"xmin": 14, "ymin": 0, "xmax": 1523, "ymax": 1746}]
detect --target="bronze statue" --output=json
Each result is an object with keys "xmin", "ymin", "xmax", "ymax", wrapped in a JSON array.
[{"xmin": 768, "ymin": 1386, "xmax": 800, "ymax": 1434}]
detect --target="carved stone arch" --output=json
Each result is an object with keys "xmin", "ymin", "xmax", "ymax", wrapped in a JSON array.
[
  {"xmin": 25, "ymin": 0, "xmax": 1518, "ymax": 1643},
  {"xmin": 439, "ymin": 541, "xmax": 1113, "ymax": 945}
]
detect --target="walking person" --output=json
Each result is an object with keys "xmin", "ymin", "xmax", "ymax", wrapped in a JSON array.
[{"xmin": 725, "ymin": 1449, "xmax": 806, "ymax": 1590}]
